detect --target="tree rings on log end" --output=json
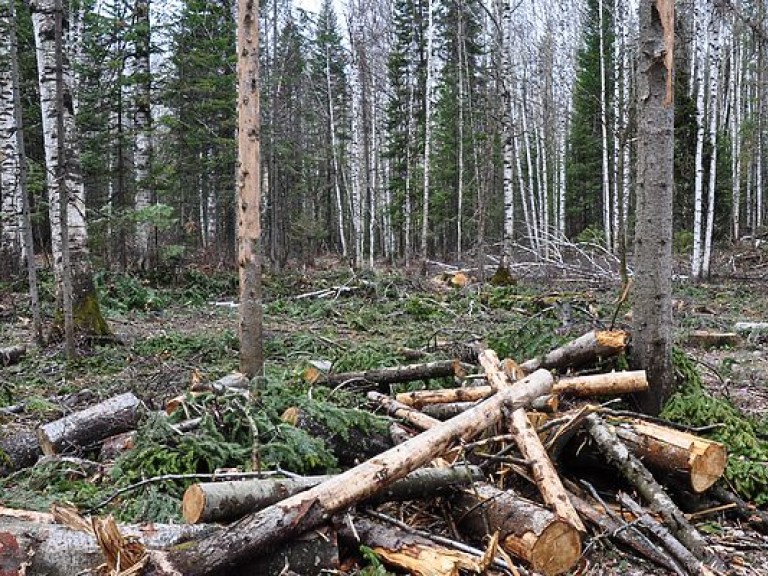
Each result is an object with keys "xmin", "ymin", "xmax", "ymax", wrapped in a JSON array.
[
  {"xmin": 505, "ymin": 519, "xmax": 581, "ymax": 576},
  {"xmin": 690, "ymin": 442, "xmax": 728, "ymax": 493}
]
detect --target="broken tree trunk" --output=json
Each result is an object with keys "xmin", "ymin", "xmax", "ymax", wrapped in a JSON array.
[
  {"xmin": 584, "ymin": 414, "xmax": 722, "ymax": 568},
  {"xmin": 395, "ymin": 370, "xmax": 646, "ymax": 408},
  {"xmin": 612, "ymin": 419, "xmax": 727, "ymax": 493},
  {"xmin": 281, "ymin": 407, "xmax": 393, "ymax": 465},
  {"xmin": 338, "ymin": 514, "xmax": 490, "ymax": 576},
  {"xmin": 452, "ymin": 482, "xmax": 581, "ymax": 576},
  {"xmin": 183, "ymin": 466, "xmax": 484, "ymax": 524},
  {"xmin": 519, "ymin": 329, "xmax": 628, "ymax": 373},
  {"xmin": 142, "ymin": 368, "xmax": 554, "ymax": 575},
  {"xmin": 305, "ymin": 360, "xmax": 469, "ymax": 391},
  {"xmin": 0, "ymin": 344, "xmax": 26, "ymax": 366},
  {"xmin": 479, "ymin": 350, "xmax": 584, "ymax": 531},
  {"xmin": 36, "ymin": 392, "xmax": 141, "ymax": 456},
  {"xmin": 0, "ymin": 427, "xmax": 41, "ymax": 476}
]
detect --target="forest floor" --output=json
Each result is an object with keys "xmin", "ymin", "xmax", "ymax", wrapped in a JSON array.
[{"xmin": 3, "ymin": 246, "xmax": 768, "ymax": 575}]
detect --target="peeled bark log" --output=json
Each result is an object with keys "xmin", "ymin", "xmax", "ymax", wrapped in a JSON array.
[
  {"xmin": 143, "ymin": 368, "xmax": 554, "ymax": 575},
  {"xmin": 519, "ymin": 330, "xmax": 628, "ymax": 373},
  {"xmin": 0, "ymin": 344, "xmax": 26, "ymax": 366},
  {"xmin": 395, "ymin": 371, "xmax": 645, "ymax": 408},
  {"xmin": 305, "ymin": 360, "xmax": 469, "ymax": 390},
  {"xmin": 36, "ymin": 392, "xmax": 141, "ymax": 456},
  {"xmin": 479, "ymin": 350, "xmax": 584, "ymax": 531},
  {"xmin": 190, "ymin": 372, "xmax": 250, "ymax": 393},
  {"xmin": 281, "ymin": 407, "xmax": 393, "ymax": 465},
  {"xmin": 338, "ymin": 515, "xmax": 486, "ymax": 576},
  {"xmin": 183, "ymin": 466, "xmax": 484, "ymax": 524},
  {"xmin": 612, "ymin": 419, "xmax": 726, "ymax": 493},
  {"xmin": 0, "ymin": 427, "xmax": 40, "ymax": 476},
  {"xmin": 453, "ymin": 482, "xmax": 581, "ymax": 576}
]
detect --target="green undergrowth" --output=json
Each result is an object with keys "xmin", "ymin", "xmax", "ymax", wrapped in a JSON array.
[
  {"xmin": 134, "ymin": 330, "xmax": 239, "ymax": 367},
  {"xmin": 662, "ymin": 349, "xmax": 768, "ymax": 504}
]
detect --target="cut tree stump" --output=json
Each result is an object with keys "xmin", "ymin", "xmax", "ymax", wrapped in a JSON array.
[
  {"xmin": 452, "ymin": 482, "xmax": 581, "ymax": 576},
  {"xmin": 0, "ymin": 345, "xmax": 26, "ymax": 366},
  {"xmin": 519, "ymin": 329, "xmax": 628, "ymax": 373},
  {"xmin": 183, "ymin": 466, "xmax": 484, "ymax": 524},
  {"xmin": 36, "ymin": 392, "xmax": 141, "ymax": 456},
  {"xmin": 0, "ymin": 427, "xmax": 41, "ymax": 476},
  {"xmin": 687, "ymin": 330, "xmax": 741, "ymax": 349},
  {"xmin": 142, "ymin": 367, "xmax": 554, "ymax": 575},
  {"xmin": 612, "ymin": 419, "xmax": 727, "ymax": 493},
  {"xmin": 305, "ymin": 360, "xmax": 470, "ymax": 390}
]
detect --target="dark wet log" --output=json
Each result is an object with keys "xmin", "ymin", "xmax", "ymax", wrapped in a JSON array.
[
  {"xmin": 305, "ymin": 360, "xmax": 470, "ymax": 391},
  {"xmin": 36, "ymin": 392, "xmax": 141, "ymax": 456},
  {"xmin": 452, "ymin": 482, "xmax": 581, "ymax": 576},
  {"xmin": 0, "ymin": 345, "xmax": 26, "ymax": 366},
  {"xmin": 142, "ymin": 368, "xmax": 554, "ymax": 575},
  {"xmin": 0, "ymin": 427, "xmax": 40, "ymax": 476}
]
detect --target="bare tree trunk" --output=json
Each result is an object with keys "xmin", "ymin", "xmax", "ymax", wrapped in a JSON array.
[
  {"xmin": 630, "ymin": 0, "xmax": 676, "ymax": 415},
  {"xmin": 599, "ymin": 0, "xmax": 613, "ymax": 251},
  {"xmin": 691, "ymin": 0, "xmax": 710, "ymax": 280},
  {"xmin": 420, "ymin": 0, "xmax": 435, "ymax": 266},
  {"xmin": 237, "ymin": 0, "xmax": 264, "ymax": 378}
]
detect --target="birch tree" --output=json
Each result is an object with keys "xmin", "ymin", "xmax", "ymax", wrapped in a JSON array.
[
  {"xmin": 420, "ymin": 0, "xmax": 435, "ymax": 265},
  {"xmin": 31, "ymin": 0, "xmax": 110, "ymax": 339}
]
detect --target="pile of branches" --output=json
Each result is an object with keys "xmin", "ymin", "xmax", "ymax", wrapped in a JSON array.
[{"xmin": 1, "ymin": 330, "xmax": 765, "ymax": 576}]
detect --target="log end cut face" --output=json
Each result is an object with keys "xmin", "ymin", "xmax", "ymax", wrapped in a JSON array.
[
  {"xmin": 690, "ymin": 442, "xmax": 728, "ymax": 493},
  {"xmin": 520, "ymin": 520, "xmax": 582, "ymax": 576}
]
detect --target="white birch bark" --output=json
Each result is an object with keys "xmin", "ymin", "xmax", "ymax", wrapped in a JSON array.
[
  {"xmin": 421, "ymin": 0, "xmax": 435, "ymax": 263},
  {"xmin": 730, "ymin": 29, "xmax": 742, "ymax": 240},
  {"xmin": 456, "ymin": 1, "xmax": 465, "ymax": 261},
  {"xmin": 501, "ymin": 0, "xmax": 515, "ymax": 262},
  {"xmin": 348, "ymin": 44, "xmax": 363, "ymax": 268},
  {"xmin": 325, "ymin": 45, "xmax": 348, "ymax": 258},
  {"xmin": 520, "ymin": 92, "xmax": 540, "ymax": 255},
  {"xmin": 598, "ymin": 0, "xmax": 612, "ymax": 251},
  {"xmin": 133, "ymin": 0, "xmax": 153, "ymax": 269}
]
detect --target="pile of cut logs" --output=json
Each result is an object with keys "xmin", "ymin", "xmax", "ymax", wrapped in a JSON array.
[{"xmin": 1, "ymin": 330, "xmax": 762, "ymax": 576}]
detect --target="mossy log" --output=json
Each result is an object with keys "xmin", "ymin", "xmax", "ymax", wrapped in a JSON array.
[
  {"xmin": 36, "ymin": 392, "xmax": 141, "ymax": 456},
  {"xmin": 519, "ymin": 329, "xmax": 628, "ymax": 373},
  {"xmin": 452, "ymin": 482, "xmax": 581, "ymax": 576},
  {"xmin": 183, "ymin": 466, "xmax": 484, "ymax": 523},
  {"xmin": 142, "ymin": 368, "xmax": 554, "ymax": 575}
]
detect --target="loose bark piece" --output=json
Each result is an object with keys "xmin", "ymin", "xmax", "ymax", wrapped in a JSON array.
[
  {"xmin": 613, "ymin": 419, "xmax": 727, "ymax": 493},
  {"xmin": 281, "ymin": 407, "xmax": 393, "ymax": 465},
  {"xmin": 453, "ymin": 482, "xmax": 581, "ymax": 576},
  {"xmin": 395, "ymin": 371, "xmax": 644, "ymax": 408},
  {"xmin": 687, "ymin": 330, "xmax": 741, "ymax": 349},
  {"xmin": 567, "ymin": 492, "xmax": 683, "ymax": 574},
  {"xmin": 338, "ymin": 515, "xmax": 485, "ymax": 576},
  {"xmin": 307, "ymin": 360, "xmax": 469, "ymax": 390},
  {"xmin": 479, "ymin": 350, "xmax": 584, "ymax": 531},
  {"xmin": 0, "ymin": 427, "xmax": 41, "ymax": 476},
  {"xmin": 616, "ymin": 492, "xmax": 716, "ymax": 576},
  {"xmin": 519, "ymin": 330, "xmax": 628, "ymax": 373},
  {"xmin": 367, "ymin": 391, "xmax": 441, "ymax": 430},
  {"xmin": 144, "ymin": 368, "xmax": 554, "ymax": 575},
  {"xmin": 190, "ymin": 372, "xmax": 251, "ymax": 393},
  {"xmin": 36, "ymin": 392, "xmax": 141, "ymax": 456},
  {"xmin": 0, "ymin": 345, "xmax": 26, "ymax": 366},
  {"xmin": 184, "ymin": 465, "xmax": 486, "ymax": 523},
  {"xmin": 584, "ymin": 414, "xmax": 722, "ymax": 568}
]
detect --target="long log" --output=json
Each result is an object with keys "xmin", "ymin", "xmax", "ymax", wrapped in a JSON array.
[
  {"xmin": 394, "ymin": 370, "xmax": 646, "ymax": 408},
  {"xmin": 143, "ymin": 367, "xmax": 554, "ymax": 575},
  {"xmin": 183, "ymin": 466, "xmax": 485, "ymax": 523},
  {"xmin": 0, "ymin": 427, "xmax": 41, "ymax": 476},
  {"xmin": 305, "ymin": 360, "xmax": 469, "ymax": 390},
  {"xmin": 452, "ymin": 482, "xmax": 581, "ymax": 576},
  {"xmin": 519, "ymin": 329, "xmax": 628, "ymax": 373},
  {"xmin": 479, "ymin": 350, "xmax": 584, "ymax": 531},
  {"xmin": 36, "ymin": 392, "xmax": 141, "ymax": 456},
  {"xmin": 612, "ymin": 419, "xmax": 727, "ymax": 493},
  {"xmin": 338, "ymin": 515, "xmax": 488, "ymax": 576},
  {"xmin": 367, "ymin": 391, "xmax": 441, "ymax": 430},
  {"xmin": 584, "ymin": 414, "xmax": 722, "ymax": 568}
]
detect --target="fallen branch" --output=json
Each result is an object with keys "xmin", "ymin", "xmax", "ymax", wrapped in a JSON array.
[
  {"xmin": 306, "ymin": 360, "xmax": 470, "ymax": 391},
  {"xmin": 519, "ymin": 329, "xmax": 628, "ymax": 373}
]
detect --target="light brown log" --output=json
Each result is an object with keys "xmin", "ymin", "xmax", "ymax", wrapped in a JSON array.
[
  {"xmin": 0, "ymin": 344, "xmax": 26, "ymax": 366},
  {"xmin": 0, "ymin": 427, "xmax": 41, "ymax": 476},
  {"xmin": 453, "ymin": 482, "xmax": 581, "ymax": 576},
  {"xmin": 36, "ymin": 392, "xmax": 141, "ymax": 456},
  {"xmin": 613, "ymin": 419, "xmax": 727, "ymax": 493},
  {"xmin": 584, "ymin": 414, "xmax": 722, "ymax": 568},
  {"xmin": 144, "ymin": 367, "xmax": 554, "ymax": 575},
  {"xmin": 306, "ymin": 360, "xmax": 470, "ymax": 390},
  {"xmin": 183, "ymin": 466, "xmax": 485, "ymax": 524},
  {"xmin": 687, "ymin": 330, "xmax": 741, "ymax": 349},
  {"xmin": 519, "ymin": 329, "xmax": 628, "ymax": 373},
  {"xmin": 367, "ymin": 391, "xmax": 441, "ymax": 430},
  {"xmin": 479, "ymin": 350, "xmax": 585, "ymax": 532},
  {"xmin": 338, "ymin": 515, "xmax": 486, "ymax": 576},
  {"xmin": 395, "ymin": 371, "xmax": 644, "ymax": 408}
]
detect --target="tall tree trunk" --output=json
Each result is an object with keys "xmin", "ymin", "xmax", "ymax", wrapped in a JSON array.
[
  {"xmin": 237, "ymin": 0, "xmax": 264, "ymax": 378},
  {"xmin": 630, "ymin": 0, "xmax": 675, "ymax": 415},
  {"xmin": 500, "ymin": 0, "xmax": 514, "ymax": 264},
  {"xmin": 598, "ymin": 0, "xmax": 613, "ymax": 251},
  {"xmin": 325, "ymin": 45, "xmax": 348, "ymax": 258},
  {"xmin": 421, "ymin": 0, "xmax": 435, "ymax": 266},
  {"xmin": 31, "ymin": 0, "xmax": 110, "ymax": 341},
  {"xmin": 133, "ymin": 0, "xmax": 154, "ymax": 271},
  {"xmin": 702, "ymin": 10, "xmax": 722, "ymax": 278},
  {"xmin": 731, "ymin": 37, "xmax": 742, "ymax": 241},
  {"xmin": 691, "ymin": 0, "xmax": 710, "ymax": 279}
]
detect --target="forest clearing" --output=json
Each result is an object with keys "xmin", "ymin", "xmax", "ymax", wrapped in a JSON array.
[{"xmin": 3, "ymin": 255, "xmax": 768, "ymax": 575}]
